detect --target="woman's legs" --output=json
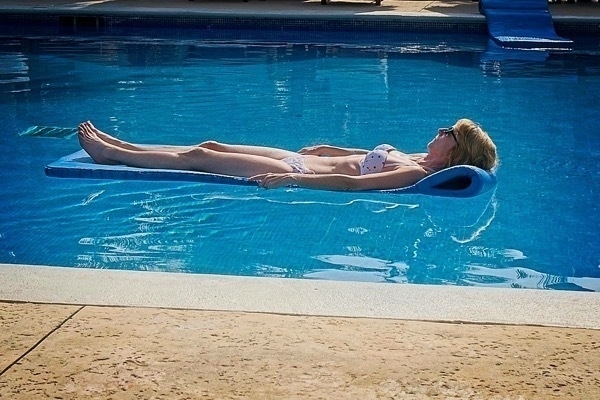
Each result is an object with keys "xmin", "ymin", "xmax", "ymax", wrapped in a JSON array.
[
  {"xmin": 78, "ymin": 123, "xmax": 295, "ymax": 177},
  {"xmin": 84, "ymin": 121, "xmax": 298, "ymax": 160},
  {"xmin": 198, "ymin": 141, "xmax": 298, "ymax": 159},
  {"xmin": 84, "ymin": 121, "xmax": 196, "ymax": 152}
]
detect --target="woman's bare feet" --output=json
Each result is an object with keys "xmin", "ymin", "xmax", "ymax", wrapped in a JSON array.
[
  {"xmin": 81, "ymin": 121, "xmax": 141, "ymax": 151},
  {"xmin": 78, "ymin": 123, "xmax": 118, "ymax": 165},
  {"xmin": 81, "ymin": 121, "xmax": 195, "ymax": 153}
]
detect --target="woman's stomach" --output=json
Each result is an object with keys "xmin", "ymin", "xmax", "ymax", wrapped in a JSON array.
[{"xmin": 304, "ymin": 154, "xmax": 363, "ymax": 175}]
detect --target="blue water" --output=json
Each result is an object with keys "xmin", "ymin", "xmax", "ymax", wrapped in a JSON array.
[{"xmin": 1, "ymin": 29, "xmax": 599, "ymax": 291}]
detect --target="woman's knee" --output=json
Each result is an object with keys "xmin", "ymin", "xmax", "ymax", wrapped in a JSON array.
[
  {"xmin": 182, "ymin": 146, "xmax": 209, "ymax": 158},
  {"xmin": 198, "ymin": 140, "xmax": 226, "ymax": 151},
  {"xmin": 179, "ymin": 146, "xmax": 211, "ymax": 170}
]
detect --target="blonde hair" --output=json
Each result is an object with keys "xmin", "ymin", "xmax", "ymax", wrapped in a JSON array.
[{"xmin": 446, "ymin": 119, "xmax": 498, "ymax": 171}]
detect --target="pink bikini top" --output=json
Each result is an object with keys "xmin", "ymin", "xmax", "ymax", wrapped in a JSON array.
[{"xmin": 359, "ymin": 144, "xmax": 396, "ymax": 175}]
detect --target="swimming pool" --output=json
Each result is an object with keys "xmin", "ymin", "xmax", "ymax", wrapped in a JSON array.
[{"xmin": 1, "ymin": 27, "xmax": 599, "ymax": 291}]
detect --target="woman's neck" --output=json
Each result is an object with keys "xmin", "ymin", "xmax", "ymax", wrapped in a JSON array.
[{"xmin": 417, "ymin": 153, "xmax": 447, "ymax": 172}]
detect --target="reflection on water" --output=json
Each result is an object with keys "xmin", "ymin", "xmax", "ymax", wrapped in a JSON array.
[
  {"xmin": 67, "ymin": 182, "xmax": 581, "ymax": 291},
  {"xmin": 463, "ymin": 265, "xmax": 600, "ymax": 292},
  {"xmin": 297, "ymin": 190, "xmax": 598, "ymax": 292}
]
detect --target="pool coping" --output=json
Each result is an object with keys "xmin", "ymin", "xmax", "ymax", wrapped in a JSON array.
[{"xmin": 2, "ymin": 263, "xmax": 600, "ymax": 329}]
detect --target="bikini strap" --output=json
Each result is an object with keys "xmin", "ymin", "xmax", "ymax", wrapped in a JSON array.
[{"xmin": 373, "ymin": 144, "xmax": 396, "ymax": 152}]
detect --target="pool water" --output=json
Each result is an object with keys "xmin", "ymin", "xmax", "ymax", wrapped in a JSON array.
[{"xmin": 1, "ymin": 29, "xmax": 599, "ymax": 291}]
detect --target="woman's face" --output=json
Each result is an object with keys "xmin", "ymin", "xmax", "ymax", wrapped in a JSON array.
[{"xmin": 427, "ymin": 126, "xmax": 458, "ymax": 157}]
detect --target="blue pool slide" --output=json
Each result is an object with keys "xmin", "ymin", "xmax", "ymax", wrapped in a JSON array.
[
  {"xmin": 479, "ymin": 0, "xmax": 572, "ymax": 48},
  {"xmin": 46, "ymin": 150, "xmax": 497, "ymax": 198}
]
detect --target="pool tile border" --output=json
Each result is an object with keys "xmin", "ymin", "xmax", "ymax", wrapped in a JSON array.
[{"xmin": 0, "ymin": 12, "xmax": 484, "ymax": 34}]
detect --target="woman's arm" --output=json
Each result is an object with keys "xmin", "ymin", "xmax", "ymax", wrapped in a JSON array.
[
  {"xmin": 251, "ymin": 167, "xmax": 427, "ymax": 191},
  {"xmin": 297, "ymin": 145, "xmax": 369, "ymax": 157}
]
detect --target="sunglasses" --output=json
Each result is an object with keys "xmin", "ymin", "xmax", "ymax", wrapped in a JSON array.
[{"xmin": 438, "ymin": 126, "xmax": 459, "ymax": 147}]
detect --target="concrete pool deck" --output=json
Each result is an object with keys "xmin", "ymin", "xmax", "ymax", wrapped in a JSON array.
[
  {"xmin": 1, "ymin": 265, "xmax": 600, "ymax": 398},
  {"xmin": 2, "ymin": 0, "xmax": 600, "ymax": 398}
]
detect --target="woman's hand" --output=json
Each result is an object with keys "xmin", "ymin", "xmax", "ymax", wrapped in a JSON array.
[{"xmin": 250, "ymin": 173, "xmax": 299, "ymax": 189}]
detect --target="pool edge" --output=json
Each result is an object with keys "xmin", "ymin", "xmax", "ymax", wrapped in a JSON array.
[{"xmin": 1, "ymin": 263, "xmax": 599, "ymax": 329}]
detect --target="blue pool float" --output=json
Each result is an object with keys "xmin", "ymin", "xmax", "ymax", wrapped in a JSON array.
[
  {"xmin": 45, "ymin": 150, "xmax": 497, "ymax": 198},
  {"xmin": 479, "ymin": 0, "xmax": 572, "ymax": 48}
]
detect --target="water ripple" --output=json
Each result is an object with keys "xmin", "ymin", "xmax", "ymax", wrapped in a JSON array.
[{"xmin": 463, "ymin": 265, "xmax": 600, "ymax": 292}]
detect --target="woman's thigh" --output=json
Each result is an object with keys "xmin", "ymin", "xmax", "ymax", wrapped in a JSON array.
[
  {"xmin": 183, "ymin": 147, "xmax": 295, "ymax": 177},
  {"xmin": 199, "ymin": 141, "xmax": 298, "ymax": 160}
]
